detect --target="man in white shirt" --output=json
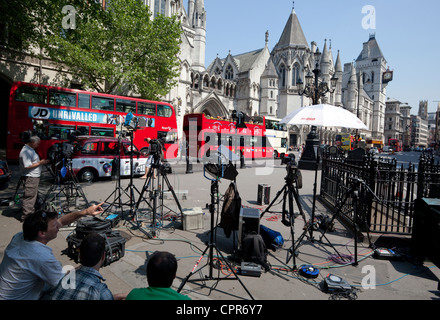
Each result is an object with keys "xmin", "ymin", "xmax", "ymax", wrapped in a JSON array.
[
  {"xmin": 0, "ymin": 202, "xmax": 104, "ymax": 300},
  {"xmin": 18, "ymin": 136, "xmax": 50, "ymax": 219}
]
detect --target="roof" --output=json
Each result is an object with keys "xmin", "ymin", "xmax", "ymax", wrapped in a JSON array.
[
  {"xmin": 232, "ymin": 48, "xmax": 265, "ymax": 73},
  {"xmin": 356, "ymin": 35, "xmax": 385, "ymax": 61},
  {"xmin": 274, "ymin": 8, "xmax": 309, "ymax": 49}
]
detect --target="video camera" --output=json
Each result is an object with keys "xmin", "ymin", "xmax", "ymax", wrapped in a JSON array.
[
  {"xmin": 48, "ymin": 130, "xmax": 82, "ymax": 163},
  {"xmin": 148, "ymin": 138, "xmax": 165, "ymax": 164},
  {"xmin": 282, "ymin": 153, "xmax": 302, "ymax": 189}
]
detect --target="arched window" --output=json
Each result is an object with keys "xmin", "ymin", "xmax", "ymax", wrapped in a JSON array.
[
  {"xmin": 279, "ymin": 64, "xmax": 286, "ymax": 88},
  {"xmin": 225, "ymin": 65, "xmax": 234, "ymax": 80},
  {"xmin": 292, "ymin": 63, "xmax": 300, "ymax": 86}
]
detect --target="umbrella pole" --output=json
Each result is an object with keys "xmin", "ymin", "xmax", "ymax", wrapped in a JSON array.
[{"xmin": 309, "ymin": 152, "xmax": 319, "ymax": 241}]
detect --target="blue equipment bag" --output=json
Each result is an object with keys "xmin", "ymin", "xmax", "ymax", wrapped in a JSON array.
[{"xmin": 260, "ymin": 225, "xmax": 284, "ymax": 251}]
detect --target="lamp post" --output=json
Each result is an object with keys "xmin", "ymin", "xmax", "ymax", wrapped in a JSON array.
[{"xmin": 295, "ymin": 49, "xmax": 338, "ymax": 170}]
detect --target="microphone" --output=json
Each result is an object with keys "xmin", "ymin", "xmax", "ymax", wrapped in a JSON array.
[{"xmin": 124, "ymin": 113, "xmax": 134, "ymax": 126}]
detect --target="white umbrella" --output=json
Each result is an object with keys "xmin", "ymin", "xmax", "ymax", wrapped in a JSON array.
[{"xmin": 280, "ymin": 104, "xmax": 368, "ymax": 130}]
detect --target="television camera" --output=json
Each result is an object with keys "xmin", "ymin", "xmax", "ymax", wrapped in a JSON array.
[
  {"xmin": 282, "ymin": 153, "xmax": 302, "ymax": 189},
  {"xmin": 48, "ymin": 131, "xmax": 82, "ymax": 164}
]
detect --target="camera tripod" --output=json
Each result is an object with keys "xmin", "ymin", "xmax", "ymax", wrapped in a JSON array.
[
  {"xmin": 260, "ymin": 165, "xmax": 307, "ymax": 270},
  {"xmin": 43, "ymin": 158, "xmax": 89, "ymax": 212},
  {"xmin": 132, "ymin": 155, "xmax": 183, "ymax": 237},
  {"xmin": 317, "ymin": 177, "xmax": 376, "ymax": 266},
  {"xmin": 101, "ymin": 129, "xmax": 146, "ymax": 221},
  {"xmin": 177, "ymin": 171, "xmax": 254, "ymax": 300}
]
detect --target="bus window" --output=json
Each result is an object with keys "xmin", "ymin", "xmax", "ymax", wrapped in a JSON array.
[
  {"xmin": 49, "ymin": 90, "xmax": 76, "ymax": 107},
  {"xmin": 157, "ymin": 104, "xmax": 173, "ymax": 117},
  {"xmin": 116, "ymin": 99, "xmax": 137, "ymax": 113},
  {"xmin": 138, "ymin": 102, "xmax": 156, "ymax": 115},
  {"xmin": 76, "ymin": 126, "xmax": 89, "ymax": 136},
  {"xmin": 47, "ymin": 125, "xmax": 75, "ymax": 140},
  {"xmin": 78, "ymin": 93, "xmax": 90, "ymax": 109},
  {"xmin": 14, "ymin": 85, "xmax": 47, "ymax": 104},
  {"xmin": 92, "ymin": 96, "xmax": 114, "ymax": 111},
  {"xmin": 158, "ymin": 131, "xmax": 177, "ymax": 143},
  {"xmin": 91, "ymin": 127, "xmax": 113, "ymax": 137}
]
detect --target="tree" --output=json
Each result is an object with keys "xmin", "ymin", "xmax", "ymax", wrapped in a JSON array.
[{"xmin": 2, "ymin": 0, "xmax": 182, "ymax": 101}]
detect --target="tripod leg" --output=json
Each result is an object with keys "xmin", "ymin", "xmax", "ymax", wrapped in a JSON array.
[
  {"xmin": 177, "ymin": 247, "xmax": 210, "ymax": 293},
  {"xmin": 162, "ymin": 173, "xmax": 184, "ymax": 220}
]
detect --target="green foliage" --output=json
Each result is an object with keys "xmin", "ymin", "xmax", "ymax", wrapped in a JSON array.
[{"xmin": 2, "ymin": 0, "xmax": 182, "ymax": 100}]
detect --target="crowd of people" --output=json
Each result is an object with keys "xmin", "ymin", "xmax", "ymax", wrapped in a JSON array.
[{"xmin": 0, "ymin": 136, "xmax": 191, "ymax": 300}]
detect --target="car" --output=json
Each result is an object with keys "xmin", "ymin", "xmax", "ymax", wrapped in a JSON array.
[
  {"xmin": 56, "ymin": 136, "xmax": 150, "ymax": 182},
  {"xmin": 0, "ymin": 159, "xmax": 11, "ymax": 190},
  {"xmin": 383, "ymin": 146, "xmax": 393, "ymax": 153},
  {"xmin": 369, "ymin": 147, "xmax": 379, "ymax": 155}
]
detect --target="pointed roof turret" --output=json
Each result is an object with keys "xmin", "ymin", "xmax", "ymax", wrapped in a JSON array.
[
  {"xmin": 335, "ymin": 50, "xmax": 343, "ymax": 73},
  {"xmin": 320, "ymin": 39, "xmax": 330, "ymax": 65},
  {"xmin": 261, "ymin": 59, "xmax": 278, "ymax": 79},
  {"xmin": 356, "ymin": 34, "xmax": 385, "ymax": 62},
  {"xmin": 274, "ymin": 7, "xmax": 309, "ymax": 50}
]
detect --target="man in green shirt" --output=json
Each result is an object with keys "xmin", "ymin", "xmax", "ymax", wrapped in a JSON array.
[{"xmin": 126, "ymin": 251, "xmax": 191, "ymax": 300}]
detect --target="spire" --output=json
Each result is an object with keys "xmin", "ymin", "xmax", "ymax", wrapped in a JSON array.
[
  {"xmin": 275, "ymin": 6, "xmax": 309, "ymax": 49},
  {"xmin": 321, "ymin": 39, "xmax": 330, "ymax": 64},
  {"xmin": 335, "ymin": 50, "xmax": 342, "ymax": 73}
]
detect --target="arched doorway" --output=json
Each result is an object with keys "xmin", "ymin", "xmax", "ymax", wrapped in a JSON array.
[
  {"xmin": 194, "ymin": 96, "xmax": 229, "ymax": 118},
  {"xmin": 0, "ymin": 75, "xmax": 13, "ymax": 149}
]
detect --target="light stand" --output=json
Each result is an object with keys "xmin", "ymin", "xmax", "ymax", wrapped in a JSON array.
[
  {"xmin": 177, "ymin": 165, "xmax": 253, "ymax": 300},
  {"xmin": 123, "ymin": 129, "xmax": 143, "ymax": 217},
  {"xmin": 101, "ymin": 132, "xmax": 131, "ymax": 218}
]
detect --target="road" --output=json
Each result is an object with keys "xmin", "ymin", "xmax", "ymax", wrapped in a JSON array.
[{"xmin": 374, "ymin": 151, "xmax": 440, "ymax": 171}]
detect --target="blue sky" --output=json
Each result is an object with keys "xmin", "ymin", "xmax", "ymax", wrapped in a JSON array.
[{"xmin": 192, "ymin": 0, "xmax": 440, "ymax": 114}]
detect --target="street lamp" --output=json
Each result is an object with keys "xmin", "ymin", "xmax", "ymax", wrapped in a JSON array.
[{"xmin": 295, "ymin": 49, "xmax": 338, "ymax": 170}]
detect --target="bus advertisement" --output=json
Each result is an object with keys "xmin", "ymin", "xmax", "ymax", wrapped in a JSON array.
[
  {"xmin": 265, "ymin": 117, "xmax": 288, "ymax": 159},
  {"xmin": 183, "ymin": 113, "xmax": 273, "ymax": 161},
  {"xmin": 339, "ymin": 134, "xmax": 366, "ymax": 151},
  {"xmin": 7, "ymin": 82, "xmax": 179, "ymax": 161}
]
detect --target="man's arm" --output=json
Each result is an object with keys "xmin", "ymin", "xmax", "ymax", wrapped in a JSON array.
[{"xmin": 58, "ymin": 202, "xmax": 104, "ymax": 226}]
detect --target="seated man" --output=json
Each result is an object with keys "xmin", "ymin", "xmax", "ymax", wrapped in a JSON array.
[
  {"xmin": 0, "ymin": 203, "xmax": 104, "ymax": 300},
  {"xmin": 51, "ymin": 233, "xmax": 127, "ymax": 300},
  {"xmin": 126, "ymin": 251, "xmax": 191, "ymax": 300}
]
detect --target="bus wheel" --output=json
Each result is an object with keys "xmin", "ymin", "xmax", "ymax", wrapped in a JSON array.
[
  {"xmin": 274, "ymin": 151, "xmax": 279, "ymax": 159},
  {"xmin": 78, "ymin": 168, "xmax": 96, "ymax": 183}
]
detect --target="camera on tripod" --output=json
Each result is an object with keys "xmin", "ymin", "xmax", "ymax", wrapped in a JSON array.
[
  {"xmin": 148, "ymin": 138, "xmax": 166, "ymax": 165},
  {"xmin": 48, "ymin": 130, "xmax": 82, "ymax": 166},
  {"xmin": 282, "ymin": 154, "xmax": 302, "ymax": 189}
]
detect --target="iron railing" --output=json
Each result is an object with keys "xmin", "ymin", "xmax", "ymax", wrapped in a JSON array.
[{"xmin": 320, "ymin": 151, "xmax": 440, "ymax": 235}]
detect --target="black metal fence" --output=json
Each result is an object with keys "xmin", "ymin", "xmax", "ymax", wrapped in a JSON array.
[{"xmin": 320, "ymin": 150, "xmax": 440, "ymax": 235}]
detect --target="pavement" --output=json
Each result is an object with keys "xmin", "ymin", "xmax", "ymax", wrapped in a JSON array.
[{"xmin": 1, "ymin": 154, "xmax": 440, "ymax": 306}]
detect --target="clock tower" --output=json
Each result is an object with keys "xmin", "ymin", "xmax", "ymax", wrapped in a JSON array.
[{"xmin": 354, "ymin": 34, "xmax": 391, "ymax": 142}]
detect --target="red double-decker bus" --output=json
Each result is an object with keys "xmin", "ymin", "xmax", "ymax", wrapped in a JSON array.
[
  {"xmin": 183, "ymin": 113, "xmax": 273, "ymax": 161},
  {"xmin": 6, "ymin": 82, "xmax": 179, "ymax": 160},
  {"xmin": 388, "ymin": 139, "xmax": 402, "ymax": 152}
]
